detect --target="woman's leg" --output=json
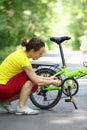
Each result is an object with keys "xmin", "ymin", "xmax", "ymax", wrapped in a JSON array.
[
  {"xmin": 0, "ymin": 72, "xmax": 34, "ymax": 101},
  {"xmin": 4, "ymin": 81, "xmax": 38, "ymax": 105},
  {"xmin": 18, "ymin": 80, "xmax": 34, "ymax": 108},
  {"xmin": 4, "ymin": 93, "xmax": 20, "ymax": 104},
  {"xmin": 16, "ymin": 80, "xmax": 39, "ymax": 115},
  {"xmin": 4, "ymin": 80, "xmax": 34, "ymax": 107},
  {"xmin": 0, "ymin": 72, "xmax": 38, "ymax": 114}
]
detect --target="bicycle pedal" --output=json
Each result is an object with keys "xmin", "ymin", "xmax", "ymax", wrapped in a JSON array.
[{"xmin": 65, "ymin": 99, "xmax": 74, "ymax": 102}]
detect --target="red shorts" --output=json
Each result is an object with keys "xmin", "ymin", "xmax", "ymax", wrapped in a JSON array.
[{"xmin": 0, "ymin": 72, "xmax": 38, "ymax": 101}]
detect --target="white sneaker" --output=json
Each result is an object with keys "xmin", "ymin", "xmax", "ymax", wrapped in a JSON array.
[
  {"xmin": 0, "ymin": 101, "xmax": 15, "ymax": 113},
  {"xmin": 16, "ymin": 106, "xmax": 39, "ymax": 115}
]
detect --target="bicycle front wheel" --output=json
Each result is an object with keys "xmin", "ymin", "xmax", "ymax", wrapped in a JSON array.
[{"xmin": 30, "ymin": 68, "xmax": 62, "ymax": 109}]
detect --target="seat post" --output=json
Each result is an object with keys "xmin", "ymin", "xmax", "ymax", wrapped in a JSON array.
[{"xmin": 59, "ymin": 44, "xmax": 66, "ymax": 66}]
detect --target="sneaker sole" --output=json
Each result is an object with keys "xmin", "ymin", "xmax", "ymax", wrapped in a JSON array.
[{"xmin": 15, "ymin": 112, "xmax": 39, "ymax": 115}]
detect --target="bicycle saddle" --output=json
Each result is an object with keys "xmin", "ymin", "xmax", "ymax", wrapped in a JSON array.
[{"xmin": 50, "ymin": 36, "xmax": 71, "ymax": 44}]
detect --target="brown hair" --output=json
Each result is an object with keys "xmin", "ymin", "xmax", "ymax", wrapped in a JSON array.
[{"xmin": 21, "ymin": 38, "xmax": 45, "ymax": 52}]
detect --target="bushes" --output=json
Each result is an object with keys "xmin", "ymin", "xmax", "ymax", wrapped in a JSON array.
[{"xmin": 0, "ymin": 46, "xmax": 16, "ymax": 63}]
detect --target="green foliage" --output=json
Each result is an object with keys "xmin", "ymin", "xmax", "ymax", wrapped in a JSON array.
[
  {"xmin": 0, "ymin": 0, "xmax": 57, "ymax": 48},
  {"xmin": 0, "ymin": 0, "xmax": 87, "ymax": 60},
  {"xmin": 61, "ymin": 0, "xmax": 87, "ymax": 50},
  {"xmin": 0, "ymin": 46, "xmax": 16, "ymax": 63}
]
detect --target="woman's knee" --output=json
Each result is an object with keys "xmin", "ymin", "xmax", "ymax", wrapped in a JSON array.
[
  {"xmin": 23, "ymin": 80, "xmax": 34, "ymax": 89},
  {"xmin": 22, "ymin": 81, "xmax": 38, "ymax": 92}
]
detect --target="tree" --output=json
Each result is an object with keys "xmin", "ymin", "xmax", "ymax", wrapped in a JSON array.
[
  {"xmin": 0, "ymin": 0, "xmax": 58, "ymax": 48},
  {"xmin": 0, "ymin": 0, "xmax": 87, "ymax": 51}
]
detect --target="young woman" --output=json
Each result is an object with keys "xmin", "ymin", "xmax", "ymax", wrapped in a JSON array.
[{"xmin": 0, "ymin": 38, "xmax": 61, "ymax": 115}]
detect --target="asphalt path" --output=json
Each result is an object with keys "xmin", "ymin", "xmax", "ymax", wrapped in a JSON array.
[{"xmin": 0, "ymin": 48, "xmax": 87, "ymax": 130}]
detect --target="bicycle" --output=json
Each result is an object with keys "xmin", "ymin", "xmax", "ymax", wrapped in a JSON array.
[{"xmin": 30, "ymin": 36, "xmax": 87, "ymax": 110}]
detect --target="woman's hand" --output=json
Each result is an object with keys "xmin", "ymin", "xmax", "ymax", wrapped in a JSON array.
[{"xmin": 52, "ymin": 79, "xmax": 62, "ymax": 86}]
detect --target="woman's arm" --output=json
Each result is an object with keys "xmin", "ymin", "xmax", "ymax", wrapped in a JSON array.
[
  {"xmin": 24, "ymin": 66, "xmax": 61, "ymax": 86},
  {"xmin": 38, "ymin": 75, "xmax": 58, "ymax": 80}
]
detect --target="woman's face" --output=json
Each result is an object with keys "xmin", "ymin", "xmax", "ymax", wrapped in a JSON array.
[{"xmin": 31, "ymin": 47, "xmax": 45, "ymax": 60}]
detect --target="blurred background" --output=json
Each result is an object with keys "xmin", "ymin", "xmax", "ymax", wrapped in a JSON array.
[{"xmin": 0, "ymin": 0, "xmax": 87, "ymax": 62}]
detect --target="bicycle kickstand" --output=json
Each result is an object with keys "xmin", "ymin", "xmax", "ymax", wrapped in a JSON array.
[{"xmin": 65, "ymin": 86, "xmax": 78, "ymax": 109}]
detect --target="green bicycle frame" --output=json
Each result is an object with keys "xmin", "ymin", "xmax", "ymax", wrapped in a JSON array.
[
  {"xmin": 41, "ymin": 66, "xmax": 87, "ymax": 91},
  {"xmin": 54, "ymin": 65, "xmax": 87, "ymax": 79}
]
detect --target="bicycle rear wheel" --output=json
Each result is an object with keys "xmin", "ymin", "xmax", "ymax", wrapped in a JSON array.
[{"xmin": 30, "ymin": 68, "xmax": 62, "ymax": 109}]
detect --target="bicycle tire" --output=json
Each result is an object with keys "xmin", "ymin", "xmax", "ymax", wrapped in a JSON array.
[{"xmin": 30, "ymin": 68, "xmax": 62, "ymax": 109}]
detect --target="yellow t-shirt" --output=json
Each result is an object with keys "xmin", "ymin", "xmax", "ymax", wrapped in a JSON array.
[{"xmin": 0, "ymin": 50, "xmax": 32, "ymax": 84}]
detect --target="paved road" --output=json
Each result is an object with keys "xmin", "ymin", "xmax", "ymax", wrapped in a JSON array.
[{"xmin": 0, "ymin": 48, "xmax": 87, "ymax": 130}]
